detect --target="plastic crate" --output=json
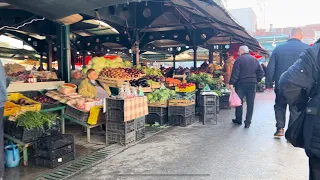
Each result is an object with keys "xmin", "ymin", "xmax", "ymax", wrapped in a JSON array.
[
  {"xmin": 148, "ymin": 106, "xmax": 167, "ymax": 116},
  {"xmin": 200, "ymin": 105, "xmax": 217, "ymax": 115},
  {"xmin": 199, "ymin": 95, "xmax": 217, "ymax": 106},
  {"xmin": 35, "ymin": 143, "xmax": 74, "ymax": 160},
  {"xmin": 8, "ymin": 93, "xmax": 41, "ymax": 112},
  {"xmin": 136, "ymin": 128, "xmax": 145, "ymax": 141},
  {"xmin": 106, "ymin": 120, "xmax": 135, "ymax": 134},
  {"xmin": 146, "ymin": 113, "xmax": 168, "ymax": 125},
  {"xmin": 105, "ymin": 98, "xmax": 124, "ymax": 110},
  {"xmin": 135, "ymin": 116, "xmax": 145, "ymax": 130},
  {"xmin": 169, "ymin": 114, "xmax": 195, "ymax": 127},
  {"xmin": 35, "ymin": 151, "xmax": 75, "ymax": 168},
  {"xmin": 4, "ymin": 121, "xmax": 43, "ymax": 143},
  {"xmin": 220, "ymin": 94, "xmax": 230, "ymax": 102},
  {"xmin": 106, "ymin": 109, "xmax": 124, "ymax": 122},
  {"xmin": 106, "ymin": 131, "xmax": 136, "ymax": 146},
  {"xmin": 36, "ymin": 134, "xmax": 75, "ymax": 150},
  {"xmin": 199, "ymin": 114, "xmax": 218, "ymax": 124},
  {"xmin": 4, "ymin": 101, "xmax": 20, "ymax": 116},
  {"xmin": 168, "ymin": 105, "xmax": 195, "ymax": 117},
  {"xmin": 65, "ymin": 106, "xmax": 89, "ymax": 122}
]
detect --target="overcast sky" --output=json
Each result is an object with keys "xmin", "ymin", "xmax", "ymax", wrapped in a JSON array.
[{"xmin": 224, "ymin": 0, "xmax": 319, "ymax": 29}]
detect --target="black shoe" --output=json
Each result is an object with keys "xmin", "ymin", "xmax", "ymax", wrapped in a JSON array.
[
  {"xmin": 245, "ymin": 124, "xmax": 250, "ymax": 128},
  {"xmin": 274, "ymin": 128, "xmax": 284, "ymax": 138},
  {"xmin": 232, "ymin": 119, "xmax": 242, "ymax": 125}
]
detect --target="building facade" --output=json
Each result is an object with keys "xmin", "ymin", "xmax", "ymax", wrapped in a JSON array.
[{"xmin": 228, "ymin": 8, "xmax": 257, "ymax": 36}]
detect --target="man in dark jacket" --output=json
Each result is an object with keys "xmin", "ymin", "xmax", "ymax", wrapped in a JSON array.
[
  {"xmin": 279, "ymin": 40, "xmax": 320, "ymax": 179},
  {"xmin": 229, "ymin": 46, "xmax": 264, "ymax": 128},
  {"xmin": 266, "ymin": 28, "xmax": 309, "ymax": 137}
]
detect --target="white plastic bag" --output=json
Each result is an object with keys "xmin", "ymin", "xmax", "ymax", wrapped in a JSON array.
[{"xmin": 229, "ymin": 87, "xmax": 242, "ymax": 108}]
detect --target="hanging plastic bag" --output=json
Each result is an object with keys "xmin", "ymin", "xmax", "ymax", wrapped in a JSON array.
[
  {"xmin": 118, "ymin": 85, "xmax": 125, "ymax": 98},
  {"xmin": 229, "ymin": 87, "xmax": 242, "ymax": 108},
  {"xmin": 131, "ymin": 87, "xmax": 138, "ymax": 97},
  {"xmin": 124, "ymin": 84, "xmax": 133, "ymax": 98},
  {"xmin": 138, "ymin": 86, "xmax": 145, "ymax": 96}
]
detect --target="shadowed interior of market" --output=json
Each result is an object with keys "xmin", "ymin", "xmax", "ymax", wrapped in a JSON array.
[{"xmin": 0, "ymin": 0, "xmax": 269, "ymax": 180}]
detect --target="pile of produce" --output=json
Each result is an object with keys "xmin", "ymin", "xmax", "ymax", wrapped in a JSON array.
[
  {"xmin": 176, "ymin": 83, "xmax": 195, "ymax": 89},
  {"xmin": 5, "ymin": 63, "xmax": 26, "ymax": 76},
  {"xmin": 99, "ymin": 67, "xmax": 144, "ymax": 80},
  {"xmin": 186, "ymin": 73, "xmax": 219, "ymax": 86},
  {"xmin": 10, "ymin": 98, "xmax": 36, "ymax": 106},
  {"xmin": 175, "ymin": 83, "xmax": 196, "ymax": 92},
  {"xmin": 135, "ymin": 65, "xmax": 163, "ymax": 76},
  {"xmin": 82, "ymin": 56, "xmax": 132, "ymax": 74},
  {"xmin": 14, "ymin": 111, "xmax": 57, "ymax": 130},
  {"xmin": 171, "ymin": 91, "xmax": 196, "ymax": 101},
  {"xmin": 33, "ymin": 95, "xmax": 57, "ymax": 104},
  {"xmin": 130, "ymin": 77, "xmax": 149, "ymax": 87},
  {"xmin": 165, "ymin": 78, "xmax": 181, "ymax": 85},
  {"xmin": 146, "ymin": 87, "xmax": 176, "ymax": 103}
]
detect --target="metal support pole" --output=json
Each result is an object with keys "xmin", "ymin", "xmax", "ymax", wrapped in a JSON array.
[
  {"xmin": 173, "ymin": 49, "xmax": 176, "ymax": 69},
  {"xmin": 47, "ymin": 36, "xmax": 53, "ymax": 71},
  {"xmin": 56, "ymin": 25, "xmax": 64, "ymax": 79},
  {"xmin": 82, "ymin": 51, "xmax": 86, "ymax": 68},
  {"xmin": 193, "ymin": 46, "xmax": 198, "ymax": 68},
  {"xmin": 71, "ymin": 54, "xmax": 76, "ymax": 70},
  {"xmin": 209, "ymin": 45, "xmax": 213, "ymax": 64},
  {"xmin": 39, "ymin": 52, "xmax": 44, "ymax": 70},
  {"xmin": 62, "ymin": 25, "xmax": 71, "ymax": 83}
]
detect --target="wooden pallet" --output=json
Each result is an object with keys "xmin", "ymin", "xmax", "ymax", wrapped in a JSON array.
[
  {"xmin": 168, "ymin": 99, "xmax": 195, "ymax": 107},
  {"xmin": 148, "ymin": 102, "xmax": 167, "ymax": 108}
]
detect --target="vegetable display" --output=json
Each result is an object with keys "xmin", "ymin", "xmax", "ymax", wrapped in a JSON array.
[
  {"xmin": 82, "ymin": 56, "xmax": 132, "ymax": 74},
  {"xmin": 186, "ymin": 73, "xmax": 219, "ymax": 86},
  {"xmin": 10, "ymin": 98, "xmax": 35, "ymax": 106},
  {"xmin": 165, "ymin": 78, "xmax": 181, "ymax": 85},
  {"xmin": 147, "ymin": 87, "xmax": 176, "ymax": 103},
  {"xmin": 99, "ymin": 67, "xmax": 144, "ymax": 79},
  {"xmin": 135, "ymin": 65, "xmax": 163, "ymax": 76},
  {"xmin": 32, "ymin": 95, "xmax": 57, "ymax": 104},
  {"xmin": 171, "ymin": 92, "xmax": 196, "ymax": 101},
  {"xmin": 130, "ymin": 78, "xmax": 149, "ymax": 87},
  {"xmin": 14, "ymin": 111, "xmax": 57, "ymax": 130}
]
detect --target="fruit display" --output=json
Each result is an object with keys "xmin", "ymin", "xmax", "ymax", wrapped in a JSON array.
[
  {"xmin": 130, "ymin": 78, "xmax": 149, "ymax": 87},
  {"xmin": 146, "ymin": 87, "xmax": 176, "ymax": 103},
  {"xmin": 99, "ymin": 67, "xmax": 145, "ymax": 80},
  {"xmin": 171, "ymin": 91, "xmax": 196, "ymax": 101},
  {"xmin": 186, "ymin": 73, "xmax": 219, "ymax": 86},
  {"xmin": 10, "ymin": 98, "xmax": 36, "ymax": 106},
  {"xmin": 5, "ymin": 63, "xmax": 26, "ymax": 76},
  {"xmin": 165, "ymin": 78, "xmax": 181, "ymax": 86},
  {"xmin": 175, "ymin": 83, "xmax": 196, "ymax": 93},
  {"xmin": 82, "ymin": 56, "xmax": 132, "ymax": 74},
  {"xmin": 135, "ymin": 65, "xmax": 163, "ymax": 76},
  {"xmin": 32, "ymin": 95, "xmax": 57, "ymax": 104}
]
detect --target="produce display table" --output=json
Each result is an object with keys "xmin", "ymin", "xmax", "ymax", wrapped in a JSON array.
[
  {"xmin": 63, "ymin": 114, "xmax": 104, "ymax": 143},
  {"xmin": 7, "ymin": 81, "xmax": 65, "ymax": 93},
  {"xmin": 3, "ymin": 105, "xmax": 66, "ymax": 166}
]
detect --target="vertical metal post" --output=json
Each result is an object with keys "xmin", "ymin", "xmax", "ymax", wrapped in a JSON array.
[
  {"xmin": 56, "ymin": 24, "xmax": 64, "ymax": 79},
  {"xmin": 62, "ymin": 25, "xmax": 71, "ymax": 83},
  {"xmin": 39, "ymin": 52, "xmax": 44, "ymax": 70},
  {"xmin": 193, "ymin": 46, "xmax": 198, "ymax": 68},
  {"xmin": 47, "ymin": 36, "xmax": 53, "ymax": 71},
  {"xmin": 71, "ymin": 53, "xmax": 76, "ymax": 70},
  {"xmin": 82, "ymin": 51, "xmax": 86, "ymax": 68},
  {"xmin": 208, "ymin": 45, "xmax": 213, "ymax": 64},
  {"xmin": 173, "ymin": 49, "xmax": 176, "ymax": 69}
]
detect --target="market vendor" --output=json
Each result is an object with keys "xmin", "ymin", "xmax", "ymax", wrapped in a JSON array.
[{"xmin": 78, "ymin": 68, "xmax": 111, "ymax": 99}]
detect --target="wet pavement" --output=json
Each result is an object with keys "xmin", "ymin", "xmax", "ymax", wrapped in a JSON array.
[{"xmin": 71, "ymin": 92, "xmax": 309, "ymax": 180}]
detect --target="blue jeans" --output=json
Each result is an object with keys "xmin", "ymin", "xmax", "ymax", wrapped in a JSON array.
[{"xmin": 235, "ymin": 83, "xmax": 256, "ymax": 125}]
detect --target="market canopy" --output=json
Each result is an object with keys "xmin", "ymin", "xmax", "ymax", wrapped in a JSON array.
[{"xmin": 2, "ymin": 0, "xmax": 267, "ymax": 55}]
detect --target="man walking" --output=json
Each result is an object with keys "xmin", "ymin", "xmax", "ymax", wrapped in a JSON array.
[
  {"xmin": 266, "ymin": 28, "xmax": 309, "ymax": 137},
  {"xmin": 229, "ymin": 46, "xmax": 264, "ymax": 128},
  {"xmin": 0, "ymin": 61, "xmax": 9, "ymax": 180}
]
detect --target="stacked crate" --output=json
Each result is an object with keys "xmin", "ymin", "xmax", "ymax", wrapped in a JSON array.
[
  {"xmin": 105, "ymin": 99, "xmax": 136, "ymax": 146},
  {"xmin": 135, "ymin": 116, "xmax": 146, "ymax": 141},
  {"xmin": 146, "ymin": 107, "xmax": 168, "ymax": 125},
  {"xmin": 34, "ymin": 134, "xmax": 75, "ymax": 168},
  {"xmin": 219, "ymin": 93, "xmax": 231, "ymax": 109},
  {"xmin": 199, "ymin": 95, "xmax": 218, "ymax": 124},
  {"xmin": 168, "ymin": 105, "xmax": 195, "ymax": 127}
]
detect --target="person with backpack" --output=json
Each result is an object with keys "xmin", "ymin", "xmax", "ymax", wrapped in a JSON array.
[
  {"xmin": 266, "ymin": 28, "xmax": 309, "ymax": 138},
  {"xmin": 279, "ymin": 40, "xmax": 320, "ymax": 179}
]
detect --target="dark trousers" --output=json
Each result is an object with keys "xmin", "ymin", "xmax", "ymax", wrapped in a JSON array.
[
  {"xmin": 235, "ymin": 83, "xmax": 256, "ymax": 125},
  {"xmin": 274, "ymin": 89, "xmax": 300, "ymax": 129},
  {"xmin": 309, "ymin": 157, "xmax": 320, "ymax": 180},
  {"xmin": 0, "ymin": 107, "xmax": 3, "ymax": 178}
]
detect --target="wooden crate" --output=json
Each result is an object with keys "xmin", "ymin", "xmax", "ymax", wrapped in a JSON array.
[
  {"xmin": 168, "ymin": 99, "xmax": 195, "ymax": 107},
  {"xmin": 148, "ymin": 102, "xmax": 167, "ymax": 108},
  {"xmin": 98, "ymin": 77, "xmax": 129, "ymax": 88}
]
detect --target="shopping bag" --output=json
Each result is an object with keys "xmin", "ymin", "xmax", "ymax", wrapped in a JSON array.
[
  {"xmin": 229, "ymin": 87, "xmax": 242, "ymax": 108},
  {"xmin": 285, "ymin": 111, "xmax": 305, "ymax": 148}
]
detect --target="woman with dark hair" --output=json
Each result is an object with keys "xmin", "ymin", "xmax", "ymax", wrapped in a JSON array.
[{"xmin": 78, "ymin": 68, "xmax": 111, "ymax": 99}]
